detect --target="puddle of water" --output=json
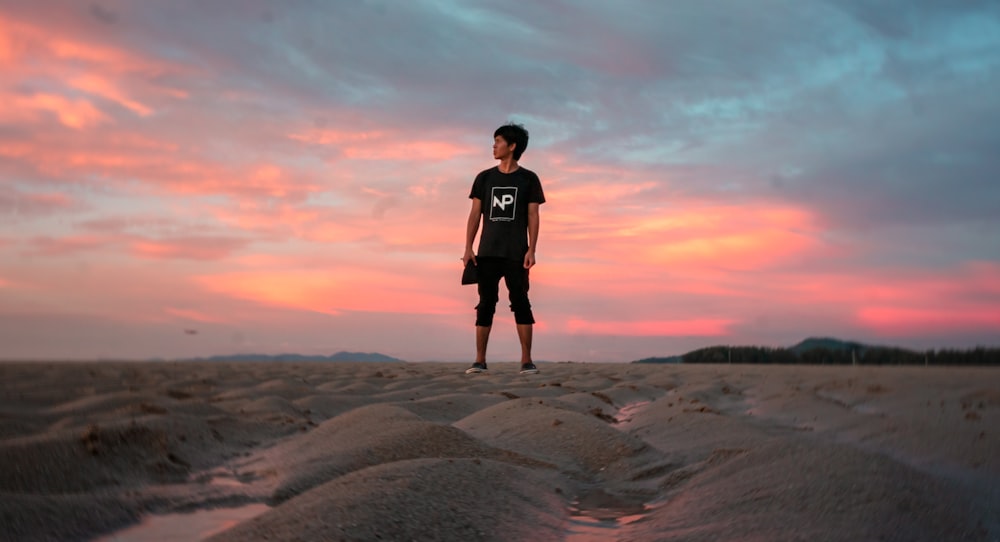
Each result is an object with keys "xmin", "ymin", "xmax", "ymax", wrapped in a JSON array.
[
  {"xmin": 95, "ymin": 503, "xmax": 269, "ymax": 542},
  {"xmin": 196, "ymin": 470, "xmax": 258, "ymax": 488},
  {"xmin": 564, "ymin": 488, "xmax": 651, "ymax": 541},
  {"xmin": 565, "ymin": 516, "xmax": 641, "ymax": 541},
  {"xmin": 614, "ymin": 400, "xmax": 651, "ymax": 426}
]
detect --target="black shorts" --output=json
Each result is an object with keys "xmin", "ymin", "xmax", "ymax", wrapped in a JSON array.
[{"xmin": 474, "ymin": 257, "xmax": 535, "ymax": 326}]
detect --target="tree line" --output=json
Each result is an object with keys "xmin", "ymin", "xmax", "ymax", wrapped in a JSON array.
[{"xmin": 674, "ymin": 345, "xmax": 1000, "ymax": 366}]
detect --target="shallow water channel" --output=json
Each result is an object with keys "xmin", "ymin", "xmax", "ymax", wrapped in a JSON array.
[
  {"xmin": 564, "ymin": 487, "xmax": 653, "ymax": 540},
  {"xmin": 99, "ymin": 400, "xmax": 660, "ymax": 541},
  {"xmin": 94, "ymin": 503, "xmax": 269, "ymax": 542},
  {"xmin": 562, "ymin": 400, "xmax": 658, "ymax": 541}
]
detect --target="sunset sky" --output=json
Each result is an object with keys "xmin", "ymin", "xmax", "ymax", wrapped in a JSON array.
[{"xmin": 2, "ymin": 1, "xmax": 999, "ymax": 362}]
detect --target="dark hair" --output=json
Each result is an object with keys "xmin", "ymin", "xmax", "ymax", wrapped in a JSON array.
[{"xmin": 494, "ymin": 123, "xmax": 529, "ymax": 160}]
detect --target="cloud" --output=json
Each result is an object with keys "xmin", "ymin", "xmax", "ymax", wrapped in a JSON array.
[
  {"xmin": 0, "ymin": 186, "xmax": 80, "ymax": 217},
  {"xmin": 162, "ymin": 307, "xmax": 228, "ymax": 324},
  {"xmin": 197, "ymin": 269, "xmax": 466, "ymax": 316},
  {"xmin": 23, "ymin": 235, "xmax": 112, "ymax": 257},
  {"xmin": 856, "ymin": 306, "xmax": 1000, "ymax": 336},
  {"xmin": 21, "ymin": 229, "xmax": 248, "ymax": 262},
  {"xmin": 69, "ymin": 73, "xmax": 153, "ymax": 116},
  {"xmin": 289, "ymin": 127, "xmax": 478, "ymax": 162},
  {"xmin": 0, "ymin": 93, "xmax": 109, "ymax": 129},
  {"xmin": 565, "ymin": 317, "xmax": 735, "ymax": 337},
  {"xmin": 130, "ymin": 236, "xmax": 249, "ymax": 261},
  {"xmin": 88, "ymin": 3, "xmax": 118, "ymax": 25},
  {"xmin": 850, "ymin": 262, "xmax": 1000, "ymax": 336}
]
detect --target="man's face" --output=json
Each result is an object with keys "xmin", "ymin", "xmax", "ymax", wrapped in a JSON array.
[{"xmin": 492, "ymin": 136, "xmax": 515, "ymax": 160}]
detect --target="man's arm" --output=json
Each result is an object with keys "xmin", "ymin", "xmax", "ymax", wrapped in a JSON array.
[
  {"xmin": 524, "ymin": 202, "xmax": 540, "ymax": 269},
  {"xmin": 463, "ymin": 198, "xmax": 482, "ymax": 266}
]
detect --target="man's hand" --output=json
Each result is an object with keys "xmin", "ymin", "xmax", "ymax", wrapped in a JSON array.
[
  {"xmin": 523, "ymin": 249, "xmax": 536, "ymax": 269},
  {"xmin": 463, "ymin": 248, "xmax": 477, "ymax": 268}
]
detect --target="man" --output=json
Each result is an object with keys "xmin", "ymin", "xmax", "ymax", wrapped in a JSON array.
[{"xmin": 462, "ymin": 123, "xmax": 545, "ymax": 375}]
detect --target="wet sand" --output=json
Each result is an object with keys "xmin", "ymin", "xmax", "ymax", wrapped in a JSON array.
[{"xmin": 1, "ymin": 361, "xmax": 997, "ymax": 541}]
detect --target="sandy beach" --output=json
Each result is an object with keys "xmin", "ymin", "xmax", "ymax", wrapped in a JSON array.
[{"xmin": 1, "ymin": 360, "xmax": 997, "ymax": 541}]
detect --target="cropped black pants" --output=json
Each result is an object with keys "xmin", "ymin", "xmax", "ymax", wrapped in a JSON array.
[{"xmin": 474, "ymin": 257, "xmax": 535, "ymax": 327}]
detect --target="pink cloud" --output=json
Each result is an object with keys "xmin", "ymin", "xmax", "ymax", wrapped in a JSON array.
[
  {"xmin": 69, "ymin": 74, "xmax": 154, "ymax": 117},
  {"xmin": 0, "ymin": 126, "xmax": 326, "ymax": 202},
  {"xmin": 540, "ymin": 193, "xmax": 825, "ymax": 284},
  {"xmin": 849, "ymin": 262, "xmax": 1000, "ymax": 336},
  {"xmin": 565, "ymin": 317, "xmax": 735, "ymax": 336},
  {"xmin": 163, "ymin": 307, "xmax": 229, "ymax": 324},
  {"xmin": 2, "ymin": 93, "xmax": 109, "ymax": 129},
  {"xmin": 25, "ymin": 235, "xmax": 112, "ymax": 256},
  {"xmin": 0, "ymin": 187, "xmax": 79, "ymax": 216},
  {"xmin": 0, "ymin": 12, "xmax": 189, "ymax": 134},
  {"xmin": 21, "ymin": 231, "xmax": 247, "ymax": 262},
  {"xmin": 207, "ymin": 202, "xmax": 364, "ymax": 243},
  {"xmin": 289, "ymin": 127, "xmax": 478, "ymax": 161},
  {"xmin": 197, "ymin": 270, "xmax": 466, "ymax": 316},
  {"xmin": 130, "ymin": 236, "xmax": 248, "ymax": 261},
  {"xmin": 962, "ymin": 261, "xmax": 1000, "ymax": 295},
  {"xmin": 625, "ymin": 204, "xmax": 821, "ymax": 270},
  {"xmin": 857, "ymin": 306, "xmax": 1000, "ymax": 335},
  {"xmin": 0, "ymin": 12, "xmax": 182, "ymax": 76}
]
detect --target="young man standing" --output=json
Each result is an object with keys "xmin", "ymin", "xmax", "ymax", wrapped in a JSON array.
[{"xmin": 462, "ymin": 123, "xmax": 545, "ymax": 375}]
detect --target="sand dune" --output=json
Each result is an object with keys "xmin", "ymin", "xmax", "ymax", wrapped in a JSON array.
[{"xmin": 0, "ymin": 361, "xmax": 996, "ymax": 541}]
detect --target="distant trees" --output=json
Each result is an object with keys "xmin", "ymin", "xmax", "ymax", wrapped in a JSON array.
[
  {"xmin": 669, "ymin": 345, "xmax": 1000, "ymax": 366},
  {"xmin": 680, "ymin": 346, "xmax": 798, "ymax": 364},
  {"xmin": 924, "ymin": 347, "xmax": 1000, "ymax": 366}
]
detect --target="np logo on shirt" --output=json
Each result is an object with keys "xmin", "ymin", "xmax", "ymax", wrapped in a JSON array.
[{"xmin": 490, "ymin": 186, "xmax": 517, "ymax": 221}]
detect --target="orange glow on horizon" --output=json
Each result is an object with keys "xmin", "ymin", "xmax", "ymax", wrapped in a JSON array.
[
  {"xmin": 643, "ymin": 228, "xmax": 815, "ymax": 270},
  {"xmin": 565, "ymin": 317, "xmax": 735, "ymax": 336},
  {"xmin": 857, "ymin": 306, "xmax": 1000, "ymax": 335},
  {"xmin": 131, "ymin": 241, "xmax": 234, "ymax": 261},
  {"xmin": 163, "ymin": 307, "xmax": 228, "ymax": 324},
  {"xmin": 543, "ymin": 199, "xmax": 822, "ymax": 274},
  {"xmin": 197, "ymin": 271, "xmax": 465, "ymax": 315}
]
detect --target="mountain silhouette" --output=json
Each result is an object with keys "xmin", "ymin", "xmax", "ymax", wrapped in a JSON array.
[
  {"xmin": 788, "ymin": 337, "xmax": 867, "ymax": 355},
  {"xmin": 185, "ymin": 351, "xmax": 403, "ymax": 363}
]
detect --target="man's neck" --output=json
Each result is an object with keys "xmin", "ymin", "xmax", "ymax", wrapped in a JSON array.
[{"xmin": 497, "ymin": 158, "xmax": 519, "ymax": 173}]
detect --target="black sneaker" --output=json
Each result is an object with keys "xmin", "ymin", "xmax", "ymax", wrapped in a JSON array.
[
  {"xmin": 519, "ymin": 363, "xmax": 539, "ymax": 375},
  {"xmin": 465, "ymin": 362, "xmax": 488, "ymax": 374}
]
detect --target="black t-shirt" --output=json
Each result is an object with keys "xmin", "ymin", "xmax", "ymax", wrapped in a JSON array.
[{"xmin": 469, "ymin": 166, "xmax": 546, "ymax": 260}]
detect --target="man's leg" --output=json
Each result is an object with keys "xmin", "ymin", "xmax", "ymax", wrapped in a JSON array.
[
  {"xmin": 504, "ymin": 259, "xmax": 537, "ymax": 371},
  {"xmin": 516, "ymin": 324, "xmax": 532, "ymax": 364},
  {"xmin": 476, "ymin": 325, "xmax": 491, "ymax": 363},
  {"xmin": 467, "ymin": 258, "xmax": 499, "ymax": 373}
]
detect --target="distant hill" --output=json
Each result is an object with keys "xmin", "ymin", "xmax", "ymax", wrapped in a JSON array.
[
  {"xmin": 186, "ymin": 351, "xmax": 404, "ymax": 363},
  {"xmin": 633, "ymin": 355, "xmax": 683, "ymax": 364},
  {"xmin": 328, "ymin": 351, "xmax": 402, "ymax": 362},
  {"xmin": 788, "ymin": 337, "xmax": 867, "ymax": 355}
]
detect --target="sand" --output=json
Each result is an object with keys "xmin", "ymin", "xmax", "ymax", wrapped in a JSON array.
[{"xmin": 0, "ymin": 361, "xmax": 997, "ymax": 541}]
